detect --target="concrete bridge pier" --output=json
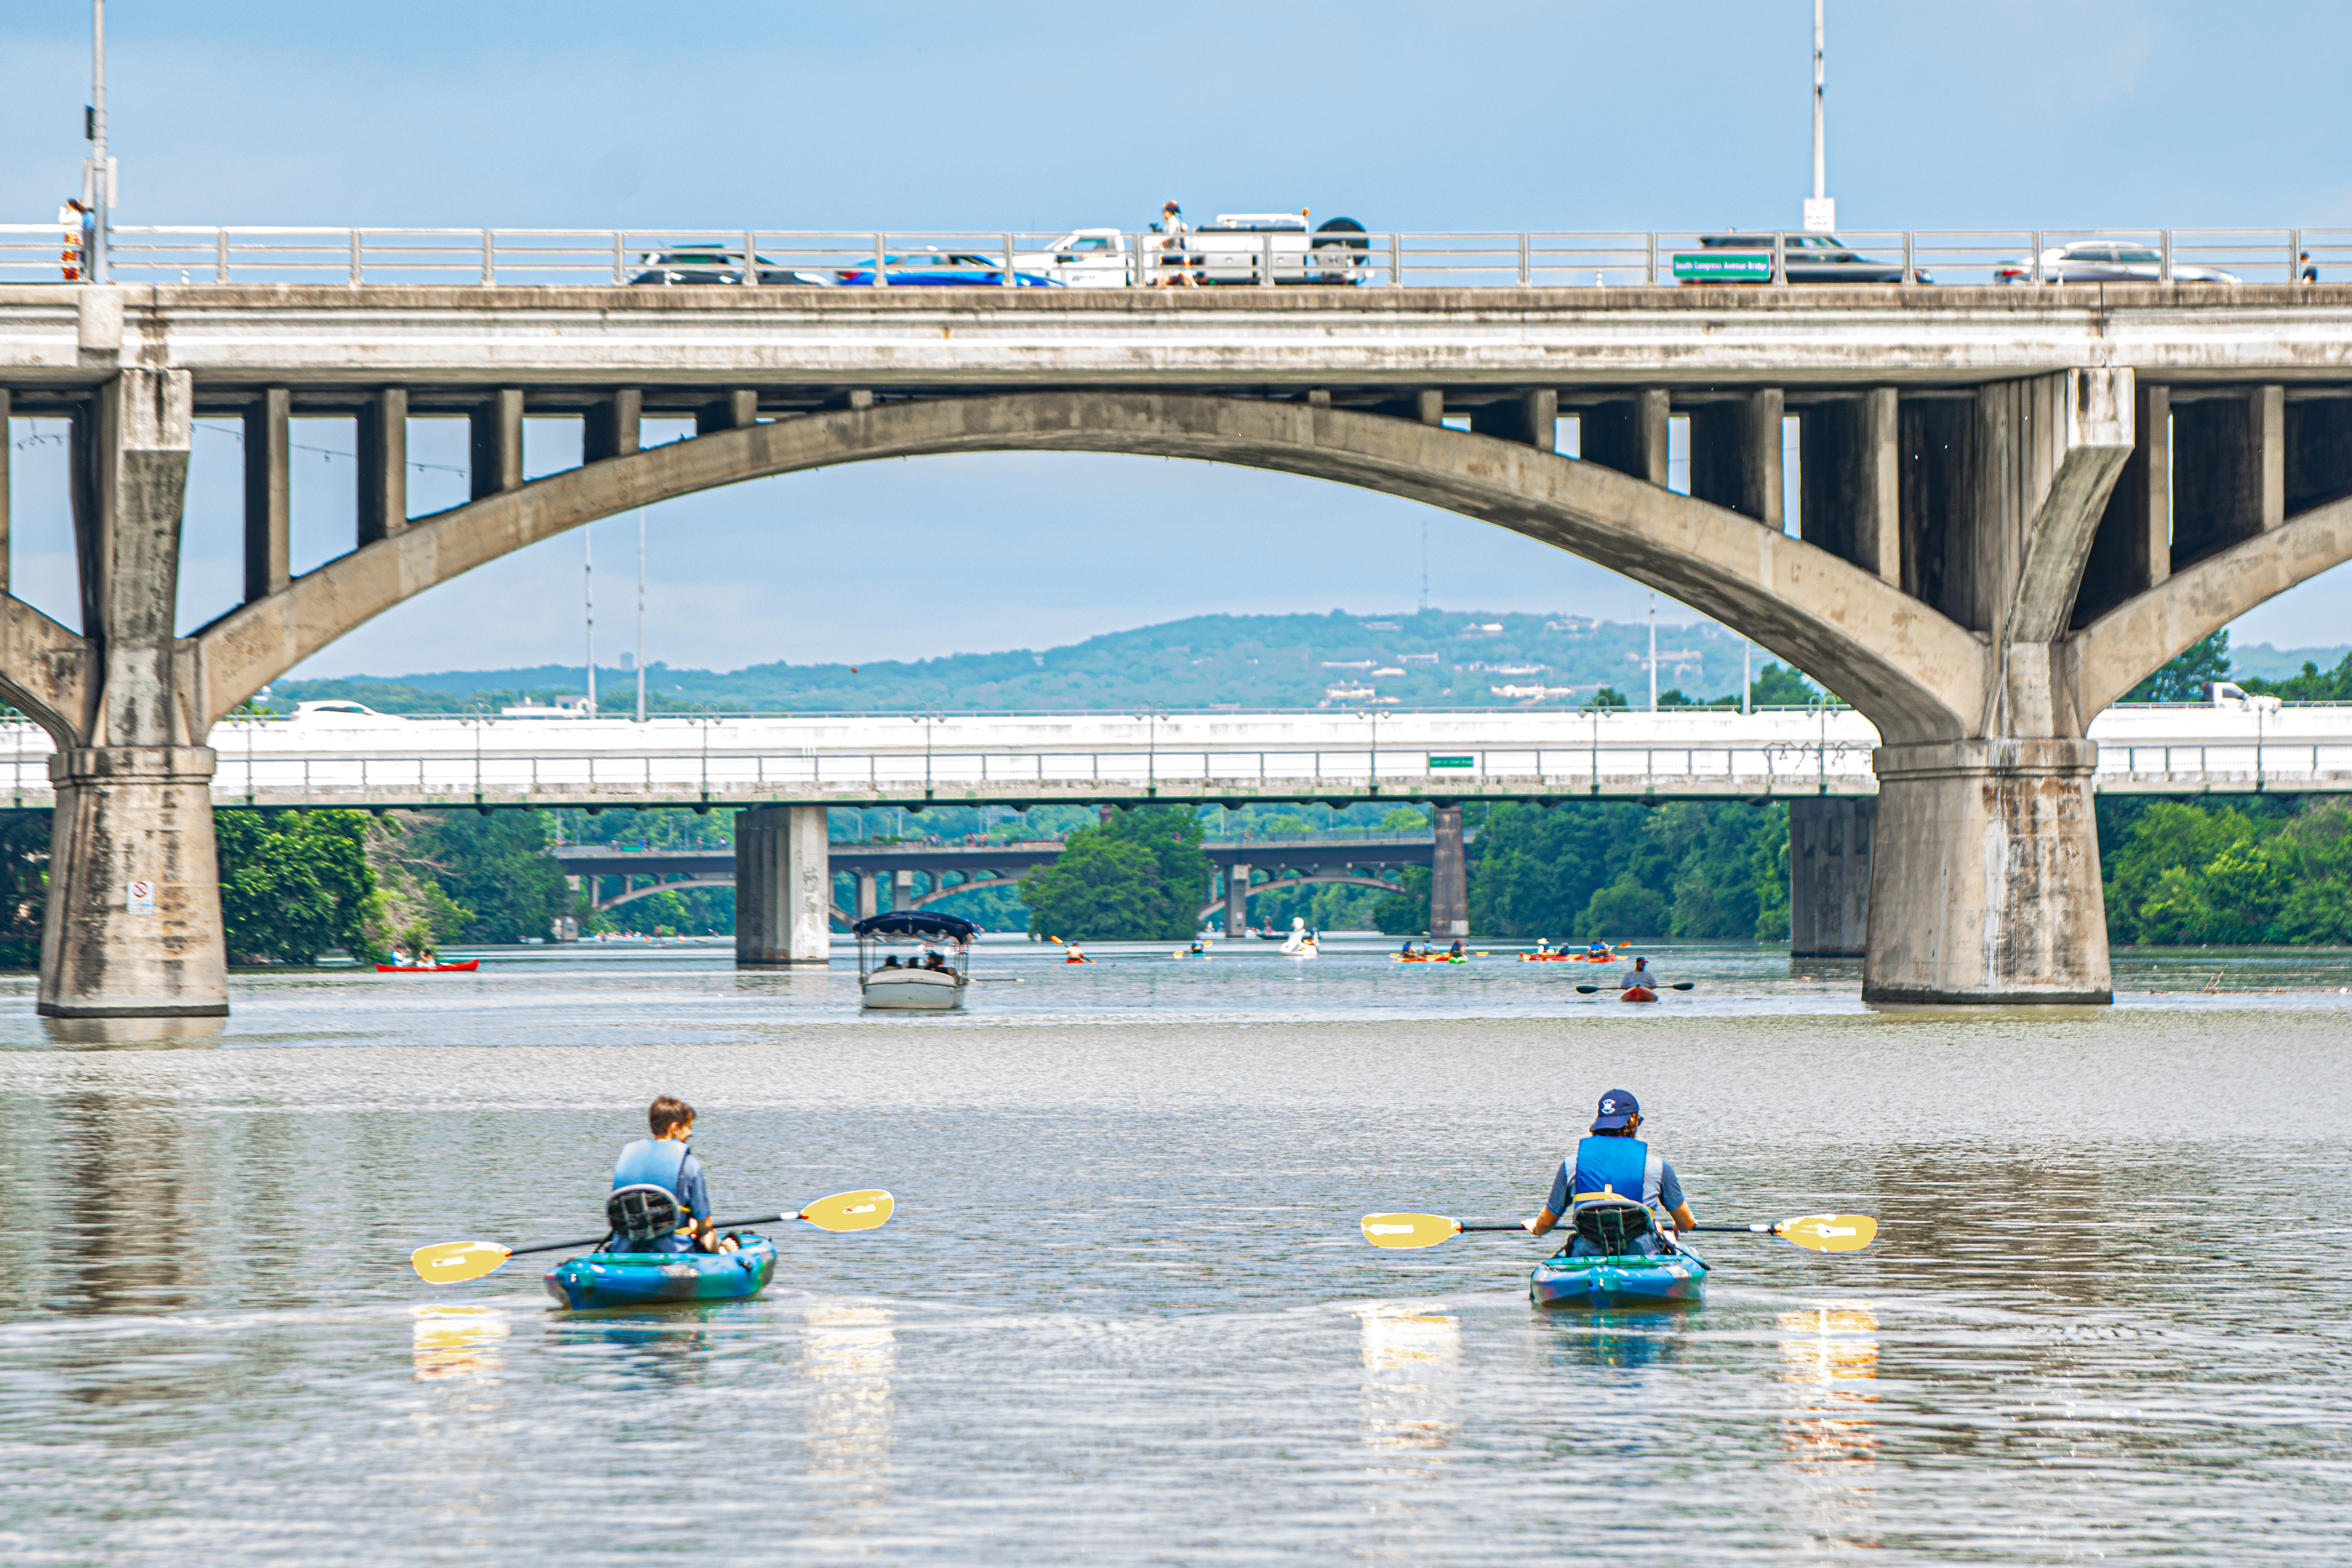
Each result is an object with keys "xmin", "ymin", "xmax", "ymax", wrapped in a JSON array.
[
  {"xmin": 38, "ymin": 370, "xmax": 227, "ymax": 1018},
  {"xmin": 1788, "ymin": 797, "xmax": 1874, "ymax": 958},
  {"xmin": 1224, "ymin": 863, "xmax": 1251, "ymax": 936},
  {"xmin": 734, "ymin": 805, "xmax": 830, "ymax": 965},
  {"xmin": 1429, "ymin": 805, "xmax": 1468, "ymax": 938}
]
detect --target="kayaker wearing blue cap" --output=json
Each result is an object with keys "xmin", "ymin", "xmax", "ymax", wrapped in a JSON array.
[
  {"xmin": 1521, "ymin": 1089, "xmax": 1696, "ymax": 1254},
  {"xmin": 607, "ymin": 1096, "xmax": 737, "ymax": 1255}
]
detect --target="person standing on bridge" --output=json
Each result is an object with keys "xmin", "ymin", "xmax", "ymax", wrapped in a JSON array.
[
  {"xmin": 1521, "ymin": 1090, "xmax": 1698, "ymax": 1256},
  {"xmin": 1156, "ymin": 201, "xmax": 1196, "ymax": 286}
]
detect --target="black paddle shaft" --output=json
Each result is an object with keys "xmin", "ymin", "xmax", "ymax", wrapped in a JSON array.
[{"xmin": 505, "ymin": 1212, "xmax": 789, "ymax": 1259}]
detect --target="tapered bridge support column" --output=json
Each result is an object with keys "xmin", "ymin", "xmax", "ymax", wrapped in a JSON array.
[
  {"xmin": 40, "ymin": 748, "xmax": 226, "ymax": 1017},
  {"xmin": 1788, "ymin": 796, "xmax": 1874, "ymax": 958},
  {"xmin": 735, "ymin": 805, "xmax": 830, "ymax": 966},
  {"xmin": 1224, "ymin": 862, "xmax": 1252, "ymax": 936},
  {"xmin": 1429, "ymin": 804, "xmax": 1468, "ymax": 938},
  {"xmin": 1862, "ymin": 740, "xmax": 2109, "ymax": 1005}
]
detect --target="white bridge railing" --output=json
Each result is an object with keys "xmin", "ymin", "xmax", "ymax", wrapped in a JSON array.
[{"xmin": 6, "ymin": 225, "xmax": 2348, "ymax": 290}]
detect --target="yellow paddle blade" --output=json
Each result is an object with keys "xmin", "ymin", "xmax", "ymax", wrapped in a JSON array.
[
  {"xmin": 1359, "ymin": 1213, "xmax": 1463, "ymax": 1250},
  {"xmin": 410, "ymin": 1241, "xmax": 513, "ymax": 1284},
  {"xmin": 800, "ymin": 1189, "xmax": 894, "ymax": 1232},
  {"xmin": 1777, "ymin": 1214, "xmax": 1878, "ymax": 1252}
]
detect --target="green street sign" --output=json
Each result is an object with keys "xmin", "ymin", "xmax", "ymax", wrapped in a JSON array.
[
  {"xmin": 1427, "ymin": 755, "xmax": 1475, "ymax": 769},
  {"xmin": 1673, "ymin": 252, "xmax": 1773, "ymax": 282}
]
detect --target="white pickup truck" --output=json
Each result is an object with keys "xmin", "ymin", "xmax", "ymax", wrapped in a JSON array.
[{"xmin": 1019, "ymin": 214, "xmax": 1371, "ymax": 287}]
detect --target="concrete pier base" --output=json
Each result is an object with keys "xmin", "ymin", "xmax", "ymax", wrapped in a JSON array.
[
  {"xmin": 735, "ymin": 804, "xmax": 831, "ymax": 965},
  {"xmin": 1789, "ymin": 797, "xmax": 1875, "ymax": 958},
  {"xmin": 1224, "ymin": 862, "xmax": 1251, "ymax": 936},
  {"xmin": 38, "ymin": 748, "xmax": 227, "ymax": 1017},
  {"xmin": 1862, "ymin": 740, "xmax": 2110, "ymax": 1005}
]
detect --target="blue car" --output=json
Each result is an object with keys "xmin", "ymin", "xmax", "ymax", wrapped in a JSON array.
[{"xmin": 834, "ymin": 251, "xmax": 1060, "ymax": 288}]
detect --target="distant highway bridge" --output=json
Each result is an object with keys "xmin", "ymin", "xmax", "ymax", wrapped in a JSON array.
[{"xmin": 555, "ymin": 833, "xmax": 1452, "ymax": 935}]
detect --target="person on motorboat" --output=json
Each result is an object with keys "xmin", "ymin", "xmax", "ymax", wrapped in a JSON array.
[
  {"xmin": 1620, "ymin": 954, "xmax": 1660, "ymax": 990},
  {"xmin": 606, "ymin": 1096, "xmax": 738, "ymax": 1256},
  {"xmin": 881, "ymin": 955, "xmax": 902, "ymax": 969},
  {"xmin": 1521, "ymin": 1089, "xmax": 1696, "ymax": 1256}
]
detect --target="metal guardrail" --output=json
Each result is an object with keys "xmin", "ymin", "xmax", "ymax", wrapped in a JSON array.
[{"xmin": 6, "ymin": 226, "xmax": 2350, "ymax": 290}]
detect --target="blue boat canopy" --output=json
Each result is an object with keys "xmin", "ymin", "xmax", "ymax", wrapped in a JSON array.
[{"xmin": 852, "ymin": 911, "xmax": 980, "ymax": 941}]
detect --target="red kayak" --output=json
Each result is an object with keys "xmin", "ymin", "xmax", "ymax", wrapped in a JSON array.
[
  {"xmin": 1621, "ymin": 985, "xmax": 1658, "ymax": 1004},
  {"xmin": 376, "ymin": 960, "xmax": 480, "ymax": 973}
]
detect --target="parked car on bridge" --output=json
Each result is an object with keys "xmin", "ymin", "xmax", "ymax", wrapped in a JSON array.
[
  {"xmin": 1689, "ymin": 233, "xmax": 1931, "ymax": 284},
  {"xmin": 1994, "ymin": 240, "xmax": 2238, "ymax": 286},
  {"xmin": 831, "ymin": 251, "xmax": 1060, "ymax": 287},
  {"xmin": 1013, "ymin": 229, "xmax": 1136, "ymax": 288},
  {"xmin": 628, "ymin": 247, "xmax": 837, "ymax": 286}
]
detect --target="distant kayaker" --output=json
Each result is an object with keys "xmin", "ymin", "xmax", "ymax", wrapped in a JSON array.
[
  {"xmin": 1521, "ymin": 1089, "xmax": 1697, "ymax": 1255},
  {"xmin": 607, "ymin": 1096, "xmax": 737, "ymax": 1255},
  {"xmin": 1448, "ymin": 940, "xmax": 1464, "ymax": 959}
]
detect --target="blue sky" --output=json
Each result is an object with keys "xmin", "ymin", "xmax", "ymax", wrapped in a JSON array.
[{"xmin": 5, "ymin": 1, "xmax": 2351, "ymax": 676}]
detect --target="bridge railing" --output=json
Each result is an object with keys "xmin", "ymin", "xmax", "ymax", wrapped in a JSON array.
[{"xmin": 9, "ymin": 225, "xmax": 2351, "ymax": 290}]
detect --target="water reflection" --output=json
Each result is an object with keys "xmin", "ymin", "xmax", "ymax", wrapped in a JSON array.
[
  {"xmin": 1778, "ymin": 1305, "xmax": 1880, "ymax": 1549},
  {"xmin": 1541, "ymin": 1311, "xmax": 1689, "ymax": 1372},
  {"xmin": 35, "ymin": 1014, "xmax": 225, "ymax": 1049},
  {"xmin": 1356, "ymin": 1305, "xmax": 1462, "ymax": 1561},
  {"xmin": 411, "ymin": 1305, "xmax": 509, "ymax": 1382},
  {"xmin": 802, "ymin": 1305, "xmax": 896, "ymax": 1529}
]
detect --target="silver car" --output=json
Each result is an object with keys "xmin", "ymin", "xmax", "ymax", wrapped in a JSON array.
[{"xmin": 1995, "ymin": 240, "xmax": 2237, "ymax": 286}]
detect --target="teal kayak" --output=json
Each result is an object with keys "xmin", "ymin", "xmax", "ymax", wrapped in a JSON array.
[
  {"xmin": 542, "ymin": 1237, "xmax": 776, "ymax": 1310},
  {"xmin": 1529, "ymin": 1246, "xmax": 1707, "ymax": 1310}
]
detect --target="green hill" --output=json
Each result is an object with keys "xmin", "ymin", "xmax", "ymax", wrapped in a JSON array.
[{"xmin": 268, "ymin": 609, "xmax": 1772, "ymax": 714}]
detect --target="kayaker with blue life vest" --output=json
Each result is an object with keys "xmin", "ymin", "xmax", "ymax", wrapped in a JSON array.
[
  {"xmin": 1521, "ymin": 1089, "xmax": 1696, "ymax": 1256},
  {"xmin": 606, "ymin": 1096, "xmax": 737, "ymax": 1255}
]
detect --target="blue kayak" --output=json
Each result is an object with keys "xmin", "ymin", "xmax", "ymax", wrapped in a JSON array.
[
  {"xmin": 1529, "ymin": 1246, "xmax": 1707, "ymax": 1310},
  {"xmin": 543, "ymin": 1237, "xmax": 776, "ymax": 1310}
]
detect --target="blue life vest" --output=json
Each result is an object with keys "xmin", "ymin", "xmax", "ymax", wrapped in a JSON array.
[{"xmin": 1570, "ymin": 1135, "xmax": 1658, "ymax": 1208}]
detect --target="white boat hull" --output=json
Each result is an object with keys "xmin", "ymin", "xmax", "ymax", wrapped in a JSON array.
[{"xmin": 860, "ymin": 968, "xmax": 967, "ymax": 1011}]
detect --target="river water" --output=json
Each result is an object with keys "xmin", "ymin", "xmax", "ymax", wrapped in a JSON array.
[{"xmin": 0, "ymin": 938, "xmax": 2345, "ymax": 1565}]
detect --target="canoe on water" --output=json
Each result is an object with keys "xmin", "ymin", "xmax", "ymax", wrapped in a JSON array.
[
  {"xmin": 376, "ymin": 960, "xmax": 480, "ymax": 973},
  {"xmin": 543, "ymin": 1237, "xmax": 777, "ymax": 1310},
  {"xmin": 1621, "ymin": 984, "xmax": 1658, "ymax": 1003},
  {"xmin": 1529, "ymin": 1247, "xmax": 1707, "ymax": 1310}
]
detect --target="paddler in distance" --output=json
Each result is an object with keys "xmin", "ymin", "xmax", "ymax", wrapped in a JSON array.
[
  {"xmin": 1521, "ymin": 1089, "xmax": 1696, "ymax": 1255},
  {"xmin": 607, "ymin": 1096, "xmax": 739, "ymax": 1255}
]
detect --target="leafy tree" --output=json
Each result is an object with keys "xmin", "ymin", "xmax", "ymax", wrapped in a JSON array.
[
  {"xmin": 2126, "ymin": 631, "xmax": 2230, "ymax": 703},
  {"xmin": 1465, "ymin": 799, "xmax": 1790, "ymax": 943},
  {"xmin": 1748, "ymin": 663, "xmax": 1822, "ymax": 707},
  {"xmin": 408, "ymin": 810, "xmax": 578, "ymax": 944},
  {"xmin": 1018, "ymin": 805, "xmax": 1210, "ymax": 940},
  {"xmin": 1371, "ymin": 865, "xmax": 1431, "ymax": 935},
  {"xmin": 0, "ymin": 812, "xmax": 48, "ymax": 970},
  {"xmin": 1378, "ymin": 806, "xmax": 1430, "ymax": 833},
  {"xmin": 1583, "ymin": 687, "xmax": 1629, "ymax": 711},
  {"xmin": 2243, "ymin": 651, "xmax": 2352, "ymax": 702},
  {"xmin": 2104, "ymin": 797, "xmax": 2352, "ymax": 945},
  {"xmin": 215, "ymin": 809, "xmax": 380, "ymax": 964}
]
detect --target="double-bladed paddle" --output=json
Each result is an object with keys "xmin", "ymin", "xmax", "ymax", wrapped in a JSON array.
[
  {"xmin": 1574, "ymin": 981, "xmax": 1695, "ymax": 994},
  {"xmin": 1359, "ymin": 1210, "xmax": 1876, "ymax": 1252},
  {"xmin": 410, "ymin": 1189, "xmax": 895, "ymax": 1284}
]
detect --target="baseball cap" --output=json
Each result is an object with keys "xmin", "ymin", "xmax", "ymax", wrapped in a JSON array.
[{"xmin": 1591, "ymin": 1089, "xmax": 1640, "ymax": 1130}]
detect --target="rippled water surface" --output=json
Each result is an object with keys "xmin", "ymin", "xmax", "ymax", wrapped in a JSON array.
[{"xmin": 0, "ymin": 939, "xmax": 2346, "ymax": 1564}]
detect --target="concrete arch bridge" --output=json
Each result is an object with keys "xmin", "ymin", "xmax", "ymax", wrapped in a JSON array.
[{"xmin": 8, "ymin": 278, "xmax": 2352, "ymax": 1012}]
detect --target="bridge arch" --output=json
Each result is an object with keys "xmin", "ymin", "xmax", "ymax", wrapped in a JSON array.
[{"xmin": 187, "ymin": 392, "xmax": 1988, "ymax": 744}]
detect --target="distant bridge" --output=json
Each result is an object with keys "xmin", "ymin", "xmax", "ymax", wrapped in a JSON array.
[{"xmin": 554, "ymin": 834, "xmax": 1440, "ymax": 934}]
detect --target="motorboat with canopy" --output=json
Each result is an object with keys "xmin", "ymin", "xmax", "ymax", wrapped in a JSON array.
[{"xmin": 853, "ymin": 911, "xmax": 978, "ymax": 1011}]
